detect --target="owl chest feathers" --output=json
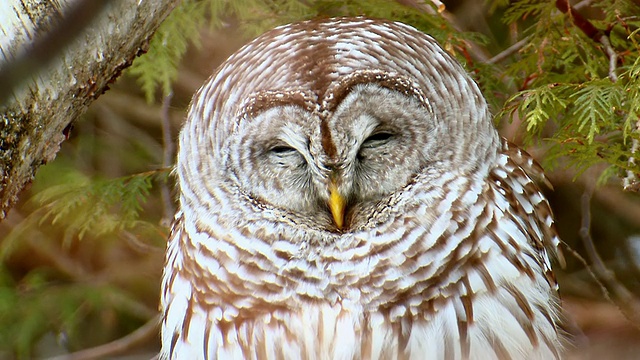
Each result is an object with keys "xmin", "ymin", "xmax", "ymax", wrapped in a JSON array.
[
  {"xmin": 163, "ymin": 277, "xmax": 558, "ymax": 360},
  {"xmin": 162, "ymin": 238, "xmax": 560, "ymax": 360}
]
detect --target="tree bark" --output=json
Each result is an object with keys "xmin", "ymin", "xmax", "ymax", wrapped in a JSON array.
[{"xmin": 0, "ymin": 0, "xmax": 180, "ymax": 220}]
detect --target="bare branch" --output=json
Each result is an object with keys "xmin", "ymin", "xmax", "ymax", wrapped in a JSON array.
[
  {"xmin": 47, "ymin": 314, "xmax": 160, "ymax": 360},
  {"xmin": 487, "ymin": 37, "xmax": 530, "ymax": 64},
  {"xmin": 574, "ymin": 0, "xmax": 597, "ymax": 11},
  {"xmin": 601, "ymin": 34, "xmax": 619, "ymax": 82},
  {"xmin": 579, "ymin": 187, "xmax": 640, "ymax": 329},
  {"xmin": 0, "ymin": 0, "xmax": 180, "ymax": 220},
  {"xmin": 0, "ymin": 0, "xmax": 112, "ymax": 104},
  {"xmin": 486, "ymin": 0, "xmax": 598, "ymax": 65},
  {"xmin": 623, "ymin": 117, "xmax": 640, "ymax": 191},
  {"xmin": 555, "ymin": 0, "xmax": 618, "ymax": 81},
  {"xmin": 394, "ymin": 0, "xmax": 443, "ymax": 14}
]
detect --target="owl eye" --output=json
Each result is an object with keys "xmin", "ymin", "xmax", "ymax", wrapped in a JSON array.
[
  {"xmin": 269, "ymin": 145, "xmax": 297, "ymax": 154},
  {"xmin": 266, "ymin": 144, "xmax": 306, "ymax": 168},
  {"xmin": 362, "ymin": 132, "xmax": 394, "ymax": 148}
]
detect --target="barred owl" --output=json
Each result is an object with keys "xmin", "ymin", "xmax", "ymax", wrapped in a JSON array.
[{"xmin": 161, "ymin": 17, "xmax": 564, "ymax": 360}]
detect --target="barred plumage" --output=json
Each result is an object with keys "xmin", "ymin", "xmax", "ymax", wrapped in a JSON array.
[{"xmin": 161, "ymin": 17, "xmax": 564, "ymax": 359}]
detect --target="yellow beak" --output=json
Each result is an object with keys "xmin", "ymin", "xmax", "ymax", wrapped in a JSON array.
[{"xmin": 328, "ymin": 181, "xmax": 345, "ymax": 230}]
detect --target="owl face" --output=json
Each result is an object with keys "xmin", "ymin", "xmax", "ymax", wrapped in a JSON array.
[
  {"xmin": 228, "ymin": 83, "xmax": 436, "ymax": 231},
  {"xmin": 182, "ymin": 17, "xmax": 498, "ymax": 235}
]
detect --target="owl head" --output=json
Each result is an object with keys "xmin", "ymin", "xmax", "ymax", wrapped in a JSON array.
[{"xmin": 178, "ymin": 17, "xmax": 499, "ymax": 233}]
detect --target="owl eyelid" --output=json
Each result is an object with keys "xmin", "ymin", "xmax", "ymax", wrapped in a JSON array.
[
  {"xmin": 269, "ymin": 145, "xmax": 297, "ymax": 154},
  {"xmin": 364, "ymin": 132, "xmax": 393, "ymax": 142},
  {"xmin": 361, "ymin": 131, "xmax": 395, "ymax": 148},
  {"xmin": 266, "ymin": 144, "xmax": 307, "ymax": 168}
]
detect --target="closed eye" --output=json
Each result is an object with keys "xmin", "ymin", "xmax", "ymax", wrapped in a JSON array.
[
  {"xmin": 364, "ymin": 132, "xmax": 393, "ymax": 143},
  {"xmin": 267, "ymin": 144, "xmax": 306, "ymax": 168},
  {"xmin": 269, "ymin": 145, "xmax": 297, "ymax": 154},
  {"xmin": 358, "ymin": 131, "xmax": 395, "ymax": 162},
  {"xmin": 362, "ymin": 132, "xmax": 394, "ymax": 148}
]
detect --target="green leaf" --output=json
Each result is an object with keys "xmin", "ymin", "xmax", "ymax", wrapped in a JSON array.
[{"xmin": 570, "ymin": 80, "xmax": 624, "ymax": 142}]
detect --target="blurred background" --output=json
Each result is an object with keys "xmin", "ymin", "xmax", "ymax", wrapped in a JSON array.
[{"xmin": 1, "ymin": 0, "xmax": 639, "ymax": 359}]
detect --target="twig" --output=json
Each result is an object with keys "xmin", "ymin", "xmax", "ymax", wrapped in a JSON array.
[
  {"xmin": 121, "ymin": 230, "xmax": 164, "ymax": 254},
  {"xmin": 485, "ymin": 0, "xmax": 595, "ymax": 64},
  {"xmin": 106, "ymin": 291, "xmax": 159, "ymax": 321},
  {"xmin": 428, "ymin": 0, "xmax": 445, "ymax": 13},
  {"xmin": 487, "ymin": 37, "xmax": 530, "ymax": 64},
  {"xmin": 47, "ymin": 314, "xmax": 161, "ymax": 360},
  {"xmin": 100, "ymin": 90, "xmax": 184, "ymax": 128},
  {"xmin": 579, "ymin": 187, "xmax": 640, "ymax": 329},
  {"xmin": 601, "ymin": 35, "xmax": 619, "ymax": 82},
  {"xmin": 574, "ymin": 0, "xmax": 596, "ymax": 11},
  {"xmin": 394, "ymin": 0, "xmax": 443, "ymax": 14},
  {"xmin": 160, "ymin": 92, "xmax": 176, "ymax": 227},
  {"xmin": 555, "ymin": 0, "xmax": 618, "ymax": 82},
  {"xmin": 560, "ymin": 239, "xmax": 612, "ymax": 300},
  {"xmin": 623, "ymin": 117, "xmax": 640, "ymax": 191},
  {"xmin": 94, "ymin": 103, "xmax": 166, "ymax": 164},
  {"xmin": 16, "ymin": 210, "xmax": 91, "ymax": 282}
]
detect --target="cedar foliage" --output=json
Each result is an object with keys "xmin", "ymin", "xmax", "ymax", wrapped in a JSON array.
[{"xmin": 1, "ymin": 0, "xmax": 639, "ymax": 358}]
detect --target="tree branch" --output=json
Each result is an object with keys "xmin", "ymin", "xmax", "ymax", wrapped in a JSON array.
[
  {"xmin": 555, "ymin": 0, "xmax": 618, "ymax": 82},
  {"xmin": 47, "ymin": 314, "xmax": 160, "ymax": 360},
  {"xmin": 394, "ymin": 0, "xmax": 444, "ymax": 14},
  {"xmin": 580, "ymin": 187, "xmax": 640, "ymax": 329},
  {"xmin": 623, "ymin": 117, "xmax": 640, "ymax": 191},
  {"xmin": 484, "ymin": 0, "xmax": 595, "ymax": 65},
  {"xmin": 0, "ymin": 0, "xmax": 180, "ymax": 221},
  {"xmin": 0, "ymin": 0, "xmax": 111, "ymax": 104},
  {"xmin": 487, "ymin": 37, "xmax": 530, "ymax": 64}
]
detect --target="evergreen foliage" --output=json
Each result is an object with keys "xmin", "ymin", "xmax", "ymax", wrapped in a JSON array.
[
  {"xmin": 0, "ymin": 163, "xmax": 168, "ymax": 358},
  {"xmin": 2, "ymin": 164, "xmax": 168, "ymax": 252},
  {"xmin": 497, "ymin": 0, "xmax": 640, "ymax": 182},
  {"xmin": 132, "ymin": 0, "xmax": 640, "ymax": 183}
]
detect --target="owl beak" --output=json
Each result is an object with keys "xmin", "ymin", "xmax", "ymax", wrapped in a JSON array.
[{"xmin": 328, "ymin": 181, "xmax": 345, "ymax": 230}]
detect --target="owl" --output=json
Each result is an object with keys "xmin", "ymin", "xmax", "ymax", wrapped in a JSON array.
[{"xmin": 161, "ymin": 17, "xmax": 564, "ymax": 360}]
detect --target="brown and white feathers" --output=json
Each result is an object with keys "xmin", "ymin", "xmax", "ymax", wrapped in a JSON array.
[{"xmin": 161, "ymin": 17, "xmax": 563, "ymax": 360}]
